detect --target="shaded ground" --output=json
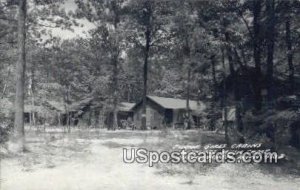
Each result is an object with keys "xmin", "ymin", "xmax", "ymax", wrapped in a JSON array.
[{"xmin": 1, "ymin": 128, "xmax": 300, "ymax": 190}]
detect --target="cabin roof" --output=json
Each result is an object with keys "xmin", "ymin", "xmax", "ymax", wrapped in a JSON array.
[
  {"xmin": 147, "ymin": 96, "xmax": 206, "ymax": 111},
  {"xmin": 69, "ymin": 97, "xmax": 94, "ymax": 112},
  {"xmin": 46, "ymin": 100, "xmax": 65, "ymax": 112},
  {"xmin": 119, "ymin": 102, "xmax": 135, "ymax": 112},
  {"xmin": 24, "ymin": 105, "xmax": 45, "ymax": 113},
  {"xmin": 44, "ymin": 96, "xmax": 94, "ymax": 113}
]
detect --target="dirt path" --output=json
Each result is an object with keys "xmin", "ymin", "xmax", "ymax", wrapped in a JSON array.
[{"xmin": 1, "ymin": 132, "xmax": 300, "ymax": 190}]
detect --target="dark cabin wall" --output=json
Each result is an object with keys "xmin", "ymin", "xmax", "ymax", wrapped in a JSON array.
[
  {"xmin": 132, "ymin": 97, "xmax": 204, "ymax": 129},
  {"xmin": 164, "ymin": 109, "xmax": 173, "ymax": 126},
  {"xmin": 133, "ymin": 99, "xmax": 165, "ymax": 129},
  {"xmin": 105, "ymin": 111, "xmax": 134, "ymax": 129}
]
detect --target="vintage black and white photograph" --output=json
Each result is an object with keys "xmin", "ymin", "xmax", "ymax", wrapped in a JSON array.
[{"xmin": 0, "ymin": 0, "xmax": 300, "ymax": 189}]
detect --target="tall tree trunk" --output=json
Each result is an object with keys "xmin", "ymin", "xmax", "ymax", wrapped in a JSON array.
[
  {"xmin": 221, "ymin": 48, "xmax": 230, "ymax": 145},
  {"xmin": 95, "ymin": 110, "xmax": 100, "ymax": 128},
  {"xmin": 183, "ymin": 34, "xmax": 192, "ymax": 130},
  {"xmin": 209, "ymin": 55, "xmax": 217, "ymax": 131},
  {"xmin": 225, "ymin": 29, "xmax": 244, "ymax": 143},
  {"xmin": 88, "ymin": 110, "xmax": 92, "ymax": 127},
  {"xmin": 58, "ymin": 113, "xmax": 61, "ymax": 126},
  {"xmin": 127, "ymin": 84, "xmax": 131, "ymax": 102},
  {"xmin": 285, "ymin": 2, "xmax": 294, "ymax": 95},
  {"xmin": 12, "ymin": 0, "xmax": 27, "ymax": 152},
  {"xmin": 141, "ymin": 0, "xmax": 152, "ymax": 130},
  {"xmin": 64, "ymin": 85, "xmax": 71, "ymax": 133},
  {"xmin": 111, "ymin": 0, "xmax": 120, "ymax": 131},
  {"xmin": 266, "ymin": 0, "xmax": 276, "ymax": 108},
  {"xmin": 1, "ymin": 67, "xmax": 10, "ymax": 99},
  {"xmin": 141, "ymin": 37, "xmax": 150, "ymax": 130},
  {"xmin": 186, "ymin": 65, "xmax": 191, "ymax": 129},
  {"xmin": 1, "ymin": 83, "xmax": 7, "ymax": 99},
  {"xmin": 211, "ymin": 55, "xmax": 217, "ymax": 101},
  {"xmin": 29, "ymin": 62, "xmax": 36, "ymax": 127},
  {"xmin": 112, "ymin": 54, "xmax": 119, "ymax": 130},
  {"xmin": 252, "ymin": 0, "xmax": 263, "ymax": 111}
]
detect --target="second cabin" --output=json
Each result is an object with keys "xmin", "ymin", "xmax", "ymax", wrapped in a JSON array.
[{"xmin": 131, "ymin": 96, "xmax": 206, "ymax": 129}]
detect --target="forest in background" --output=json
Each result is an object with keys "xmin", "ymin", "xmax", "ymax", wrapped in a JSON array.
[{"xmin": 0, "ymin": 0, "xmax": 300, "ymax": 154}]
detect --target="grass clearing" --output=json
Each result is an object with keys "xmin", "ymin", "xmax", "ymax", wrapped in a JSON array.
[{"xmin": 0, "ymin": 128, "xmax": 299, "ymax": 190}]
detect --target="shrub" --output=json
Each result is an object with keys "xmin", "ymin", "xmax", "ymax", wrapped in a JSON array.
[{"xmin": 0, "ymin": 115, "xmax": 13, "ymax": 144}]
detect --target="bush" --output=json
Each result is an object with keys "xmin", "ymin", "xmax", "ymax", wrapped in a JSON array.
[
  {"xmin": 0, "ymin": 116, "xmax": 13, "ymax": 144},
  {"xmin": 243, "ymin": 109, "xmax": 300, "ymax": 150}
]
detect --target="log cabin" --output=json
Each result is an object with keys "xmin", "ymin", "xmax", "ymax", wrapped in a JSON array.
[{"xmin": 131, "ymin": 96, "xmax": 206, "ymax": 129}]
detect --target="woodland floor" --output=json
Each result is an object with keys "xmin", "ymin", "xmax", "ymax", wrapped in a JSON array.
[{"xmin": 0, "ymin": 128, "xmax": 300, "ymax": 190}]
